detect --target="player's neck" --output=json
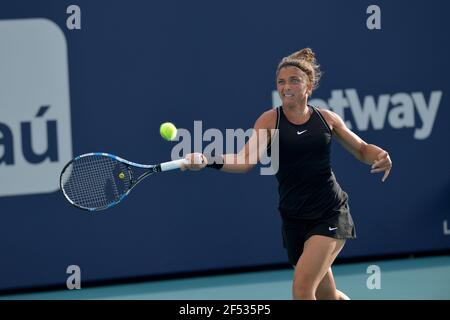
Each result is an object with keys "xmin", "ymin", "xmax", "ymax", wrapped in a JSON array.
[{"xmin": 283, "ymin": 101, "xmax": 309, "ymax": 120}]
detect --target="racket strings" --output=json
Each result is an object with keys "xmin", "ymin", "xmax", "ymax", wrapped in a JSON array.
[{"xmin": 61, "ymin": 156, "xmax": 132, "ymax": 209}]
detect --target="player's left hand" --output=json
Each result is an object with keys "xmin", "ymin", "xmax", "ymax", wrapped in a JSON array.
[{"xmin": 370, "ymin": 151, "xmax": 392, "ymax": 182}]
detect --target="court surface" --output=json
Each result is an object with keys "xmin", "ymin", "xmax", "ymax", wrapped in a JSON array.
[{"xmin": 2, "ymin": 255, "xmax": 449, "ymax": 300}]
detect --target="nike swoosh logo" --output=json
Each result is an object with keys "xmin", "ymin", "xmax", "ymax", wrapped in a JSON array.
[
  {"xmin": 297, "ymin": 130, "xmax": 307, "ymax": 135},
  {"xmin": 329, "ymin": 227, "xmax": 338, "ymax": 231}
]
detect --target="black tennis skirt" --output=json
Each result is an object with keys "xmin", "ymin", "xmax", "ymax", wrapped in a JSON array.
[{"xmin": 281, "ymin": 202, "xmax": 356, "ymax": 266}]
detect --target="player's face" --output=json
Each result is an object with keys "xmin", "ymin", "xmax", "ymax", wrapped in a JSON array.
[{"xmin": 276, "ymin": 66, "xmax": 312, "ymax": 107}]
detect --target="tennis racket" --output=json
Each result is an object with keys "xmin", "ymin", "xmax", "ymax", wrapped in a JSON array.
[{"xmin": 60, "ymin": 152, "xmax": 197, "ymax": 211}]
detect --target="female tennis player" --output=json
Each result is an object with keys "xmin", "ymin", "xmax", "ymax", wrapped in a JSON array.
[{"xmin": 181, "ymin": 48, "xmax": 392, "ymax": 300}]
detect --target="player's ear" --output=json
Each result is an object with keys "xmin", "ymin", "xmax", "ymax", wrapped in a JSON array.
[{"xmin": 307, "ymin": 82, "xmax": 313, "ymax": 96}]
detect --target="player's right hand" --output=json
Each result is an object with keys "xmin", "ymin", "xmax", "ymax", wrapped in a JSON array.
[{"xmin": 180, "ymin": 153, "xmax": 207, "ymax": 171}]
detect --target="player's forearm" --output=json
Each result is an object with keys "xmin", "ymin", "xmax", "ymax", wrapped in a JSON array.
[
  {"xmin": 219, "ymin": 154, "xmax": 254, "ymax": 173},
  {"xmin": 360, "ymin": 144, "xmax": 386, "ymax": 165}
]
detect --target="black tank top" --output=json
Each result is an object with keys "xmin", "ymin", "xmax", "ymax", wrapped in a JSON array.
[{"xmin": 273, "ymin": 105, "xmax": 348, "ymax": 220}]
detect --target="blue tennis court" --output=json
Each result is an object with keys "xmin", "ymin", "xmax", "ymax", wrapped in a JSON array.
[{"xmin": 2, "ymin": 255, "xmax": 449, "ymax": 300}]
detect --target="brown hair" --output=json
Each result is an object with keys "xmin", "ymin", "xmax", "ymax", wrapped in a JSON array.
[{"xmin": 276, "ymin": 48, "xmax": 322, "ymax": 92}]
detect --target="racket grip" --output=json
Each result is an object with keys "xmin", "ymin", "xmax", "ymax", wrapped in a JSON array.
[{"xmin": 159, "ymin": 158, "xmax": 189, "ymax": 171}]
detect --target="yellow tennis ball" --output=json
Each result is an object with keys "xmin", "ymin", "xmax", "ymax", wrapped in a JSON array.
[
  {"xmin": 118, "ymin": 172, "xmax": 125, "ymax": 179},
  {"xmin": 160, "ymin": 122, "xmax": 177, "ymax": 141}
]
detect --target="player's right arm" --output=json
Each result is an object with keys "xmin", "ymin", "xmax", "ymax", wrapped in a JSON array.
[
  {"xmin": 181, "ymin": 109, "xmax": 277, "ymax": 173},
  {"xmin": 220, "ymin": 109, "xmax": 277, "ymax": 173}
]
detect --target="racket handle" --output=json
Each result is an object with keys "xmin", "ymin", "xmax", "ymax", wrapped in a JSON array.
[
  {"xmin": 159, "ymin": 158, "xmax": 188, "ymax": 172},
  {"xmin": 159, "ymin": 154, "xmax": 203, "ymax": 172}
]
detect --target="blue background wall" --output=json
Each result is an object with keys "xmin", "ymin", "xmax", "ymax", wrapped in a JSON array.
[{"xmin": 0, "ymin": 0, "xmax": 449, "ymax": 292}]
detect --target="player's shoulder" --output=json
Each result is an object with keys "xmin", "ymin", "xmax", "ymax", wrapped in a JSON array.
[
  {"xmin": 314, "ymin": 106, "xmax": 332, "ymax": 117},
  {"xmin": 255, "ymin": 107, "xmax": 278, "ymax": 129},
  {"xmin": 314, "ymin": 106, "xmax": 341, "ymax": 127}
]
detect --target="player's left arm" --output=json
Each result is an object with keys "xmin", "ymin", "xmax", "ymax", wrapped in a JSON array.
[{"xmin": 318, "ymin": 109, "xmax": 393, "ymax": 182}]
